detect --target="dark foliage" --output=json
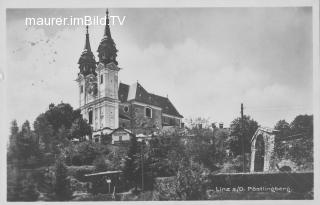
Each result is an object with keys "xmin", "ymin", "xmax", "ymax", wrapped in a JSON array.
[
  {"xmin": 122, "ymin": 135, "xmax": 139, "ymax": 189},
  {"xmin": 274, "ymin": 115, "xmax": 313, "ymax": 164},
  {"xmin": 53, "ymin": 158, "xmax": 73, "ymax": 201},
  {"xmin": 229, "ymin": 115, "xmax": 259, "ymax": 156}
]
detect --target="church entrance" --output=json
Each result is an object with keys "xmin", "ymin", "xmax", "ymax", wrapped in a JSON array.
[{"xmin": 254, "ymin": 135, "xmax": 265, "ymax": 172}]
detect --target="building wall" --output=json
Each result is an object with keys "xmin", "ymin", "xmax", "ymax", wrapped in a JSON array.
[
  {"xmin": 79, "ymin": 62, "xmax": 120, "ymax": 132},
  {"xmin": 162, "ymin": 115, "xmax": 181, "ymax": 127},
  {"xmin": 130, "ymin": 103, "xmax": 162, "ymax": 134}
]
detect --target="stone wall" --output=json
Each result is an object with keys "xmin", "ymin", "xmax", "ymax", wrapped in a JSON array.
[{"xmin": 129, "ymin": 103, "xmax": 162, "ymax": 135}]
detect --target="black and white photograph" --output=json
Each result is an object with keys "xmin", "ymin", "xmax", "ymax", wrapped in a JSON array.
[{"xmin": 1, "ymin": 0, "xmax": 319, "ymax": 202}]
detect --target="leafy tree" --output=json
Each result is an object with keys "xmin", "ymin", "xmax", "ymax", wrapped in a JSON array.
[
  {"xmin": 123, "ymin": 135, "xmax": 139, "ymax": 189},
  {"xmin": 290, "ymin": 115, "xmax": 313, "ymax": 137},
  {"xmin": 175, "ymin": 160, "xmax": 210, "ymax": 200},
  {"xmin": 273, "ymin": 115, "xmax": 313, "ymax": 166},
  {"xmin": 229, "ymin": 115, "xmax": 259, "ymax": 156},
  {"xmin": 274, "ymin": 120, "xmax": 291, "ymax": 158},
  {"xmin": 53, "ymin": 158, "xmax": 73, "ymax": 201},
  {"xmin": 69, "ymin": 118, "xmax": 91, "ymax": 141},
  {"xmin": 34, "ymin": 113, "xmax": 55, "ymax": 152},
  {"xmin": 45, "ymin": 103, "xmax": 74, "ymax": 131},
  {"xmin": 33, "ymin": 103, "xmax": 91, "ymax": 154},
  {"xmin": 213, "ymin": 128, "xmax": 229, "ymax": 163},
  {"xmin": 289, "ymin": 115, "xmax": 313, "ymax": 164},
  {"xmin": 274, "ymin": 120, "xmax": 291, "ymax": 139}
]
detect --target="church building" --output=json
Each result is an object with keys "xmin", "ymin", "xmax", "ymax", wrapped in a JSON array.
[{"xmin": 76, "ymin": 10, "xmax": 183, "ymax": 143}]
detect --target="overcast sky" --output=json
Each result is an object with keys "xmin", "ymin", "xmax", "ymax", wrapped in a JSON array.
[{"xmin": 6, "ymin": 7, "xmax": 313, "ymax": 129}]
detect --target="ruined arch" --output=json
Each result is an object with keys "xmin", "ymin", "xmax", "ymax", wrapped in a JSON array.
[
  {"xmin": 250, "ymin": 127, "xmax": 277, "ymax": 172},
  {"xmin": 254, "ymin": 135, "xmax": 265, "ymax": 171}
]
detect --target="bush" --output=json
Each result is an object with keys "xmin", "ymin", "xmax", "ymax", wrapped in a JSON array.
[
  {"xmin": 175, "ymin": 161, "xmax": 210, "ymax": 200},
  {"xmin": 93, "ymin": 156, "xmax": 112, "ymax": 172},
  {"xmin": 65, "ymin": 141, "xmax": 109, "ymax": 166}
]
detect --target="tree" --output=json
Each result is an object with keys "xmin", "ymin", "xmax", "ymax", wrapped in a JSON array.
[
  {"xmin": 69, "ymin": 118, "xmax": 91, "ymax": 141},
  {"xmin": 53, "ymin": 158, "xmax": 73, "ymax": 201},
  {"xmin": 8, "ymin": 120, "xmax": 41, "ymax": 162},
  {"xmin": 290, "ymin": 115, "xmax": 313, "ymax": 137},
  {"xmin": 274, "ymin": 120, "xmax": 291, "ymax": 139},
  {"xmin": 123, "ymin": 135, "xmax": 140, "ymax": 190},
  {"xmin": 33, "ymin": 103, "xmax": 92, "ymax": 154},
  {"xmin": 274, "ymin": 120, "xmax": 291, "ymax": 158},
  {"xmin": 273, "ymin": 115, "xmax": 313, "ymax": 166},
  {"xmin": 34, "ymin": 113, "xmax": 55, "ymax": 152},
  {"xmin": 229, "ymin": 115, "xmax": 259, "ymax": 156},
  {"xmin": 175, "ymin": 160, "xmax": 210, "ymax": 200},
  {"xmin": 289, "ymin": 115, "xmax": 313, "ymax": 164},
  {"xmin": 8, "ymin": 120, "xmax": 19, "ymax": 161}
]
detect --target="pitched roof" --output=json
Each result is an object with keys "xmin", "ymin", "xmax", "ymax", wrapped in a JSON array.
[
  {"xmin": 118, "ymin": 82, "xmax": 183, "ymax": 118},
  {"xmin": 118, "ymin": 83, "xmax": 129, "ymax": 102}
]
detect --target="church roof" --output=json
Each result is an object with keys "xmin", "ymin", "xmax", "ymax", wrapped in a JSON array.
[
  {"xmin": 118, "ymin": 82, "xmax": 183, "ymax": 118},
  {"xmin": 97, "ymin": 9, "xmax": 118, "ymax": 65},
  {"xmin": 78, "ymin": 26, "xmax": 96, "ymax": 76}
]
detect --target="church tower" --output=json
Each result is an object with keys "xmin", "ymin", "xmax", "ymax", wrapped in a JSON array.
[
  {"xmin": 95, "ymin": 9, "xmax": 120, "ymax": 131},
  {"xmin": 76, "ymin": 10, "xmax": 120, "ymax": 140},
  {"xmin": 76, "ymin": 25, "xmax": 97, "ymax": 128}
]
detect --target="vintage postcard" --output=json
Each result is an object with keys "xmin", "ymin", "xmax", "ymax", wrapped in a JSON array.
[{"xmin": 0, "ymin": 0, "xmax": 319, "ymax": 203}]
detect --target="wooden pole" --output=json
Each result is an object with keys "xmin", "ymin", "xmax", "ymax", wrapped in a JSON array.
[{"xmin": 241, "ymin": 103, "xmax": 245, "ymax": 172}]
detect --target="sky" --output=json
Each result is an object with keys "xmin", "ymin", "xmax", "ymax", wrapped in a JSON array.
[{"xmin": 6, "ymin": 7, "xmax": 313, "ymax": 130}]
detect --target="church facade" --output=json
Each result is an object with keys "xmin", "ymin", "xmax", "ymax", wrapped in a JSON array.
[{"xmin": 76, "ymin": 10, "xmax": 183, "ymax": 143}]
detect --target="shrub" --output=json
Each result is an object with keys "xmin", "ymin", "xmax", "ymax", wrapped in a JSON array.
[
  {"xmin": 175, "ymin": 161, "xmax": 210, "ymax": 200},
  {"xmin": 93, "ymin": 156, "xmax": 112, "ymax": 172},
  {"xmin": 64, "ymin": 141, "xmax": 109, "ymax": 166}
]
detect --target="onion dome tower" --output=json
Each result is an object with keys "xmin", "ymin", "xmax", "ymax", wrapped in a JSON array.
[
  {"xmin": 78, "ymin": 26, "xmax": 97, "ymax": 76},
  {"xmin": 97, "ymin": 9, "xmax": 118, "ymax": 65}
]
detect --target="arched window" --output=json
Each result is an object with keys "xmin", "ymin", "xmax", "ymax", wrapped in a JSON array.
[
  {"xmin": 88, "ymin": 110, "xmax": 93, "ymax": 124},
  {"xmin": 145, "ymin": 107, "xmax": 152, "ymax": 118}
]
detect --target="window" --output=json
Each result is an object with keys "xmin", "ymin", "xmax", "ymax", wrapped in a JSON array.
[
  {"xmin": 100, "ymin": 74, "xmax": 103, "ymax": 84},
  {"xmin": 88, "ymin": 110, "xmax": 93, "ymax": 124},
  {"xmin": 145, "ymin": 107, "xmax": 152, "ymax": 118},
  {"xmin": 80, "ymin": 85, "xmax": 83, "ymax": 93},
  {"xmin": 95, "ymin": 108, "xmax": 98, "ymax": 119},
  {"xmin": 123, "ymin": 106, "xmax": 129, "ymax": 113}
]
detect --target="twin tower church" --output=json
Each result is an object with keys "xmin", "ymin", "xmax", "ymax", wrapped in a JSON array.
[{"xmin": 76, "ymin": 10, "xmax": 183, "ymax": 143}]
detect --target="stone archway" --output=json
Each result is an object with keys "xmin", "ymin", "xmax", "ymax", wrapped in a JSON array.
[
  {"xmin": 254, "ymin": 135, "xmax": 265, "ymax": 172},
  {"xmin": 250, "ymin": 127, "xmax": 277, "ymax": 172}
]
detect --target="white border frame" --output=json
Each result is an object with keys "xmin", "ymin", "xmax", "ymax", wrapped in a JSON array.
[{"xmin": 0, "ymin": 0, "xmax": 319, "ymax": 205}]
